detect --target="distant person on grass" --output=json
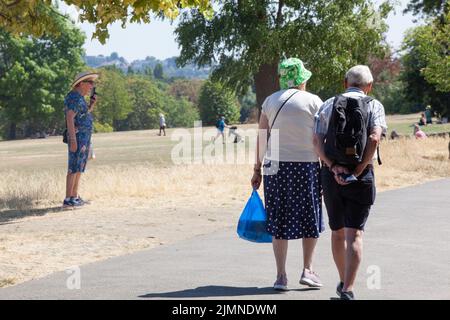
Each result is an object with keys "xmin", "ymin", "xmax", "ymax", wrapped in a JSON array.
[
  {"xmin": 158, "ymin": 113, "xmax": 166, "ymax": 136},
  {"xmin": 418, "ymin": 112, "xmax": 427, "ymax": 126},
  {"xmin": 313, "ymin": 65, "xmax": 387, "ymax": 300},
  {"xmin": 63, "ymin": 71, "xmax": 98, "ymax": 209},
  {"xmin": 413, "ymin": 124, "xmax": 427, "ymax": 139},
  {"xmin": 213, "ymin": 115, "xmax": 229, "ymax": 144},
  {"xmin": 448, "ymin": 141, "xmax": 450, "ymax": 160},
  {"xmin": 251, "ymin": 58, "xmax": 325, "ymax": 291}
]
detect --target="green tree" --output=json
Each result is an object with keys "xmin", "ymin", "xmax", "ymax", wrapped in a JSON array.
[
  {"xmin": 368, "ymin": 52, "xmax": 409, "ymax": 114},
  {"xmin": 176, "ymin": 1, "xmax": 392, "ymax": 111},
  {"xmin": 0, "ymin": 1, "xmax": 213, "ymax": 43},
  {"xmin": 114, "ymin": 74, "xmax": 200, "ymax": 130},
  {"xmin": 401, "ymin": 26, "xmax": 450, "ymax": 117},
  {"xmin": 0, "ymin": 19, "xmax": 85, "ymax": 139},
  {"xmin": 153, "ymin": 63, "xmax": 164, "ymax": 80},
  {"xmin": 168, "ymin": 79, "xmax": 204, "ymax": 105},
  {"xmin": 405, "ymin": 0, "xmax": 448, "ymax": 17},
  {"xmin": 117, "ymin": 75, "xmax": 164, "ymax": 130},
  {"xmin": 409, "ymin": 14, "xmax": 449, "ymax": 93},
  {"xmin": 159, "ymin": 96, "xmax": 199, "ymax": 128},
  {"xmin": 94, "ymin": 66, "xmax": 133, "ymax": 130},
  {"xmin": 198, "ymin": 80, "xmax": 240, "ymax": 125}
]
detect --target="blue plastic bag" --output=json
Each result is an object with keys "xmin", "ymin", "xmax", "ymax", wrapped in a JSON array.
[{"xmin": 237, "ymin": 190, "xmax": 272, "ymax": 243}]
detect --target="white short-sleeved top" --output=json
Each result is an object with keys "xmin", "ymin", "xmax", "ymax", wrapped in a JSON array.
[{"xmin": 262, "ymin": 89, "xmax": 323, "ymax": 162}]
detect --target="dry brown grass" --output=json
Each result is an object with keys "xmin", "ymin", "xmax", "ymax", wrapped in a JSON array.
[
  {"xmin": 1, "ymin": 135, "xmax": 449, "ymax": 212},
  {"xmin": 375, "ymin": 137, "xmax": 450, "ymax": 190}
]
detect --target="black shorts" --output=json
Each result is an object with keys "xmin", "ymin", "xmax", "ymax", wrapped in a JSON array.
[{"xmin": 321, "ymin": 165, "xmax": 376, "ymax": 231}]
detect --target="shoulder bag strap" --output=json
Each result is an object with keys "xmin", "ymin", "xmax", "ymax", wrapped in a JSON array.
[
  {"xmin": 362, "ymin": 96, "xmax": 382, "ymax": 165},
  {"xmin": 267, "ymin": 89, "xmax": 299, "ymax": 143}
]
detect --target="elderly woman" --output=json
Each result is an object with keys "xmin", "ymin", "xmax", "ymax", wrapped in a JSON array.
[{"xmin": 251, "ymin": 58, "xmax": 324, "ymax": 290}]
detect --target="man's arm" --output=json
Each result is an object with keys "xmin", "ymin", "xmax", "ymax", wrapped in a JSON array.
[
  {"xmin": 313, "ymin": 133, "xmax": 333, "ymax": 168},
  {"xmin": 66, "ymin": 110, "xmax": 77, "ymax": 152},
  {"xmin": 353, "ymin": 126, "xmax": 382, "ymax": 177},
  {"xmin": 313, "ymin": 133, "xmax": 351, "ymax": 185}
]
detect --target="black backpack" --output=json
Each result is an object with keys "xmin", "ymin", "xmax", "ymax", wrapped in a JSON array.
[{"xmin": 324, "ymin": 95, "xmax": 379, "ymax": 166}]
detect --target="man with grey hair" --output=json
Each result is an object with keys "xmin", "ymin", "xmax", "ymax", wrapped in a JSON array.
[{"xmin": 312, "ymin": 65, "xmax": 387, "ymax": 300}]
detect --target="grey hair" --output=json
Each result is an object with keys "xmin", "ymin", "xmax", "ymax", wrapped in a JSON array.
[{"xmin": 345, "ymin": 65, "xmax": 374, "ymax": 87}]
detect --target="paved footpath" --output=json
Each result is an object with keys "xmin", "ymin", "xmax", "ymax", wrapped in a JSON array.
[{"xmin": 1, "ymin": 179, "xmax": 449, "ymax": 300}]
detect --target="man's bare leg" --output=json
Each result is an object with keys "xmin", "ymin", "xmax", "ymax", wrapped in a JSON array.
[
  {"xmin": 331, "ymin": 229, "xmax": 346, "ymax": 283},
  {"xmin": 66, "ymin": 173, "xmax": 77, "ymax": 199},
  {"xmin": 343, "ymin": 228, "xmax": 364, "ymax": 292},
  {"xmin": 72, "ymin": 172, "xmax": 82, "ymax": 198}
]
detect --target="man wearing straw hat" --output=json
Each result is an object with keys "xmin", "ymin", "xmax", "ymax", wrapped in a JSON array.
[{"xmin": 63, "ymin": 71, "xmax": 99, "ymax": 209}]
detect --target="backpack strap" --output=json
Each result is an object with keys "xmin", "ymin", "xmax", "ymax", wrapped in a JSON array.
[
  {"xmin": 267, "ymin": 89, "xmax": 299, "ymax": 143},
  {"xmin": 362, "ymin": 96, "xmax": 382, "ymax": 165}
]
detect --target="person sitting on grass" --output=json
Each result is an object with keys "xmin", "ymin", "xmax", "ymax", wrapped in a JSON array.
[
  {"xmin": 413, "ymin": 124, "xmax": 427, "ymax": 139},
  {"xmin": 418, "ymin": 112, "xmax": 427, "ymax": 126}
]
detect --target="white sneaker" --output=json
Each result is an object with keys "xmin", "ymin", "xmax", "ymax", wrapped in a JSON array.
[
  {"xmin": 273, "ymin": 274, "xmax": 288, "ymax": 291},
  {"xmin": 299, "ymin": 269, "xmax": 323, "ymax": 288}
]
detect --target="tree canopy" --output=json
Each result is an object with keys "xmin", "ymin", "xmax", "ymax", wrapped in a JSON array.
[
  {"xmin": 400, "ymin": 0, "xmax": 449, "ymax": 117},
  {"xmin": 176, "ymin": 0, "xmax": 393, "ymax": 110},
  {"xmin": 198, "ymin": 80, "xmax": 240, "ymax": 125},
  {"xmin": 0, "ymin": 0, "xmax": 213, "ymax": 43},
  {"xmin": 405, "ymin": 0, "xmax": 448, "ymax": 18},
  {"xmin": 0, "ymin": 19, "xmax": 85, "ymax": 139},
  {"xmin": 401, "ymin": 23, "xmax": 450, "ymax": 117}
]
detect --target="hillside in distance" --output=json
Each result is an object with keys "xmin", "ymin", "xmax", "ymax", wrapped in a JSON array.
[{"xmin": 84, "ymin": 52, "xmax": 210, "ymax": 79}]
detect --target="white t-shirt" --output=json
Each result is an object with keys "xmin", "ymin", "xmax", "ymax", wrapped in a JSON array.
[{"xmin": 262, "ymin": 89, "xmax": 323, "ymax": 162}]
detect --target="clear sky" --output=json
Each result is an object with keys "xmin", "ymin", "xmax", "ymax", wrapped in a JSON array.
[{"xmin": 59, "ymin": 1, "xmax": 418, "ymax": 62}]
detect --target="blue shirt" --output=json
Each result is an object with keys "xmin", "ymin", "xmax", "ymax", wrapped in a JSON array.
[
  {"xmin": 217, "ymin": 119, "xmax": 225, "ymax": 131},
  {"xmin": 64, "ymin": 91, "xmax": 93, "ymax": 133}
]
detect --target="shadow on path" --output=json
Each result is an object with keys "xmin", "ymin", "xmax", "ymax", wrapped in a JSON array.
[
  {"xmin": 0, "ymin": 206, "xmax": 62, "ymax": 225},
  {"xmin": 139, "ymin": 285, "xmax": 319, "ymax": 299}
]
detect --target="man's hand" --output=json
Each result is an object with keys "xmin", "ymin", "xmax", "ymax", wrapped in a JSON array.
[
  {"xmin": 89, "ymin": 95, "xmax": 97, "ymax": 111},
  {"xmin": 69, "ymin": 139, "xmax": 77, "ymax": 153},
  {"xmin": 353, "ymin": 163, "xmax": 366, "ymax": 178},
  {"xmin": 331, "ymin": 164, "xmax": 350, "ymax": 186},
  {"xmin": 251, "ymin": 171, "xmax": 262, "ymax": 190}
]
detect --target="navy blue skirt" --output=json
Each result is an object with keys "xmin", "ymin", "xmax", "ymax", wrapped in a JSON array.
[{"xmin": 263, "ymin": 161, "xmax": 324, "ymax": 240}]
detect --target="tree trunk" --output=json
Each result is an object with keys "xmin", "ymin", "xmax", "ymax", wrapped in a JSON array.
[
  {"xmin": 8, "ymin": 122, "xmax": 16, "ymax": 140},
  {"xmin": 254, "ymin": 62, "xmax": 280, "ymax": 120}
]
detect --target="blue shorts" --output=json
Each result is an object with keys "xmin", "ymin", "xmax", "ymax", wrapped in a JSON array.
[{"xmin": 68, "ymin": 131, "xmax": 91, "ymax": 174}]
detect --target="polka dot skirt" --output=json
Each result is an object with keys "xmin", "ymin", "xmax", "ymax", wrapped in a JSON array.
[{"xmin": 263, "ymin": 161, "xmax": 324, "ymax": 240}]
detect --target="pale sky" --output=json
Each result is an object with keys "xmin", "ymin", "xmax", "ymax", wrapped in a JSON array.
[{"xmin": 59, "ymin": 1, "xmax": 418, "ymax": 62}]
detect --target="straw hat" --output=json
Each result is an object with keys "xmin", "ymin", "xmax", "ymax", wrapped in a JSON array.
[{"xmin": 71, "ymin": 71, "xmax": 99, "ymax": 88}]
